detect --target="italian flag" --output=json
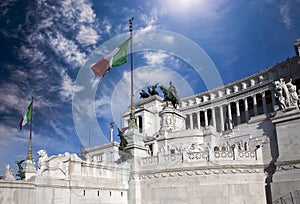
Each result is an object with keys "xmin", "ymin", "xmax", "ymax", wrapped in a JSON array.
[
  {"xmin": 92, "ymin": 38, "xmax": 130, "ymax": 77},
  {"xmin": 19, "ymin": 102, "xmax": 33, "ymax": 130}
]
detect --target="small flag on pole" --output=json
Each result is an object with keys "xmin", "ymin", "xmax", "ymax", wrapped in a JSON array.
[
  {"xmin": 20, "ymin": 102, "xmax": 33, "ymax": 130},
  {"xmin": 91, "ymin": 38, "xmax": 130, "ymax": 77}
]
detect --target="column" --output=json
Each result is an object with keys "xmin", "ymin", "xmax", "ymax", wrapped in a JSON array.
[
  {"xmin": 204, "ymin": 110, "xmax": 208, "ymax": 127},
  {"xmin": 189, "ymin": 113, "xmax": 193, "ymax": 129},
  {"xmin": 244, "ymin": 98, "xmax": 249, "ymax": 122},
  {"xmin": 212, "ymin": 108, "xmax": 216, "ymax": 131},
  {"xmin": 136, "ymin": 116, "xmax": 140, "ymax": 131},
  {"xmin": 227, "ymin": 103, "xmax": 233, "ymax": 130},
  {"xmin": 110, "ymin": 127, "xmax": 113, "ymax": 143},
  {"xmin": 197, "ymin": 111, "xmax": 201, "ymax": 129},
  {"xmin": 236, "ymin": 101, "xmax": 241, "ymax": 125},
  {"xmin": 219, "ymin": 105, "xmax": 224, "ymax": 131},
  {"xmin": 262, "ymin": 92, "xmax": 267, "ymax": 113},
  {"xmin": 253, "ymin": 95, "xmax": 258, "ymax": 116},
  {"xmin": 271, "ymin": 90, "xmax": 276, "ymax": 110}
]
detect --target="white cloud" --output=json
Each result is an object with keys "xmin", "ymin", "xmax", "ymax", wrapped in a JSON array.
[
  {"xmin": 61, "ymin": 0, "xmax": 96, "ymax": 24},
  {"xmin": 280, "ymin": 2, "xmax": 292, "ymax": 28},
  {"xmin": 0, "ymin": 124, "xmax": 28, "ymax": 145},
  {"xmin": 50, "ymin": 33, "xmax": 87, "ymax": 65},
  {"xmin": 143, "ymin": 51, "xmax": 170, "ymax": 66},
  {"xmin": 142, "ymin": 51, "xmax": 181, "ymax": 69},
  {"xmin": 19, "ymin": 46, "xmax": 47, "ymax": 66},
  {"xmin": 164, "ymin": 35, "xmax": 174, "ymax": 44},
  {"xmin": 0, "ymin": 0, "xmax": 17, "ymax": 16},
  {"xmin": 102, "ymin": 18, "xmax": 112, "ymax": 34},
  {"xmin": 78, "ymin": 2, "xmax": 96, "ymax": 23},
  {"xmin": 76, "ymin": 25, "xmax": 100, "ymax": 46},
  {"xmin": 59, "ymin": 70, "xmax": 85, "ymax": 101},
  {"xmin": 141, "ymin": 7, "xmax": 160, "ymax": 27},
  {"xmin": 0, "ymin": 124, "xmax": 29, "ymax": 170},
  {"xmin": 10, "ymin": 0, "xmax": 100, "ymax": 69},
  {"xmin": 95, "ymin": 94, "xmax": 113, "ymax": 119},
  {"xmin": 0, "ymin": 83, "xmax": 29, "ymax": 114}
]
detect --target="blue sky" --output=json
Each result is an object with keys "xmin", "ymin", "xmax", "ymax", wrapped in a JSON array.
[{"xmin": 0, "ymin": 0, "xmax": 299, "ymax": 173}]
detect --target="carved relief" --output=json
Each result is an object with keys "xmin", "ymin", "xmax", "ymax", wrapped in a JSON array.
[
  {"xmin": 133, "ymin": 168, "xmax": 264, "ymax": 180},
  {"xmin": 274, "ymin": 78, "xmax": 299, "ymax": 111}
]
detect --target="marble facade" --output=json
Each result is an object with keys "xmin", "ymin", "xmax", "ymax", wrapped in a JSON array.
[{"xmin": 1, "ymin": 41, "xmax": 300, "ymax": 204}]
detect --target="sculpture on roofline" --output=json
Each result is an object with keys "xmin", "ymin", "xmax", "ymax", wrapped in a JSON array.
[
  {"xmin": 139, "ymin": 83, "xmax": 159, "ymax": 99},
  {"xmin": 117, "ymin": 128, "xmax": 128, "ymax": 151},
  {"xmin": 148, "ymin": 83, "xmax": 159, "ymax": 96},
  {"xmin": 37, "ymin": 150, "xmax": 71, "ymax": 177},
  {"xmin": 15, "ymin": 160, "xmax": 25, "ymax": 180},
  {"xmin": 117, "ymin": 128, "xmax": 133, "ymax": 161},
  {"xmin": 139, "ymin": 90, "xmax": 150, "ymax": 99},
  {"xmin": 4, "ymin": 164, "xmax": 15, "ymax": 180},
  {"xmin": 274, "ymin": 78, "xmax": 299, "ymax": 111}
]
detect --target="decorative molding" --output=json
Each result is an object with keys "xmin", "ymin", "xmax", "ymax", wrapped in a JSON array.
[
  {"xmin": 130, "ymin": 166, "xmax": 265, "ymax": 180},
  {"xmin": 275, "ymin": 160, "xmax": 300, "ymax": 171}
]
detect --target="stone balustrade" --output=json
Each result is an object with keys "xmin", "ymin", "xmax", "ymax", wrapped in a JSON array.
[
  {"xmin": 161, "ymin": 153, "xmax": 182, "ymax": 163},
  {"xmin": 187, "ymin": 151, "xmax": 209, "ymax": 161},
  {"xmin": 141, "ymin": 156, "xmax": 158, "ymax": 166},
  {"xmin": 214, "ymin": 151, "xmax": 234, "ymax": 159},
  {"xmin": 140, "ymin": 150, "xmax": 258, "ymax": 167},
  {"xmin": 237, "ymin": 150, "xmax": 256, "ymax": 159}
]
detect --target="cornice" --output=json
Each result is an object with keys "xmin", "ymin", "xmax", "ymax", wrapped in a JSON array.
[
  {"xmin": 130, "ymin": 164, "xmax": 266, "ymax": 180},
  {"xmin": 275, "ymin": 160, "xmax": 300, "ymax": 171}
]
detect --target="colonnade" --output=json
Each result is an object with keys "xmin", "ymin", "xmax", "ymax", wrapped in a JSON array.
[{"xmin": 184, "ymin": 90, "xmax": 276, "ymax": 132}]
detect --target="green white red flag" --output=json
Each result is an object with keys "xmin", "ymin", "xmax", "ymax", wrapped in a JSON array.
[
  {"xmin": 91, "ymin": 38, "xmax": 130, "ymax": 77},
  {"xmin": 20, "ymin": 102, "xmax": 32, "ymax": 130}
]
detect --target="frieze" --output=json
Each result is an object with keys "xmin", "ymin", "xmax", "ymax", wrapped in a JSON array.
[
  {"xmin": 130, "ymin": 166, "xmax": 265, "ymax": 180},
  {"xmin": 275, "ymin": 160, "xmax": 300, "ymax": 171}
]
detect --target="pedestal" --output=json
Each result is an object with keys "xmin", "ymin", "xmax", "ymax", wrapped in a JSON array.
[
  {"xmin": 123, "ymin": 127, "xmax": 148, "ymax": 204},
  {"xmin": 271, "ymin": 109, "xmax": 300, "ymax": 201},
  {"xmin": 124, "ymin": 127, "xmax": 148, "ymax": 158},
  {"xmin": 271, "ymin": 109, "xmax": 300, "ymax": 162},
  {"xmin": 23, "ymin": 159, "xmax": 36, "ymax": 181},
  {"xmin": 159, "ymin": 104, "xmax": 185, "ymax": 133}
]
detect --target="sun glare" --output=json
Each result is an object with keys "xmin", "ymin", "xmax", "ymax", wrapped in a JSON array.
[{"xmin": 164, "ymin": 0, "xmax": 207, "ymax": 15}]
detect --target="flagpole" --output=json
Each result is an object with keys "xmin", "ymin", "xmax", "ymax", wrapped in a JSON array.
[
  {"xmin": 128, "ymin": 17, "xmax": 137, "ymax": 128},
  {"xmin": 26, "ymin": 89, "xmax": 34, "ymax": 161}
]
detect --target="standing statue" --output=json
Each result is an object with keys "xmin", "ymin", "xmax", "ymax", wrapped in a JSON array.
[
  {"xmin": 274, "ymin": 78, "xmax": 299, "ymax": 111},
  {"xmin": 148, "ymin": 83, "xmax": 159, "ymax": 96},
  {"xmin": 15, "ymin": 160, "xmax": 25, "ymax": 180},
  {"xmin": 159, "ymin": 81, "xmax": 180, "ymax": 108},
  {"xmin": 286, "ymin": 79, "xmax": 299, "ymax": 107},
  {"xmin": 4, "ymin": 164, "xmax": 15, "ymax": 180},
  {"xmin": 117, "ymin": 128, "xmax": 128, "ymax": 150}
]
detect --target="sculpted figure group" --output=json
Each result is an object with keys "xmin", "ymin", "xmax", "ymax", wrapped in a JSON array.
[
  {"xmin": 139, "ymin": 81, "xmax": 180, "ymax": 109},
  {"xmin": 274, "ymin": 78, "xmax": 299, "ymax": 111}
]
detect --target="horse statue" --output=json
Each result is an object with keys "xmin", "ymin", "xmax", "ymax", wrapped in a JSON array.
[
  {"xmin": 148, "ymin": 83, "xmax": 159, "ymax": 96},
  {"xmin": 139, "ymin": 90, "xmax": 150, "ymax": 99},
  {"xmin": 159, "ymin": 81, "xmax": 180, "ymax": 108}
]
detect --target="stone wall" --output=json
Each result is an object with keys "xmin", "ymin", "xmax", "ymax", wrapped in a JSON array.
[
  {"xmin": 137, "ymin": 167, "xmax": 267, "ymax": 204},
  {"xmin": 0, "ymin": 152, "xmax": 130, "ymax": 204}
]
